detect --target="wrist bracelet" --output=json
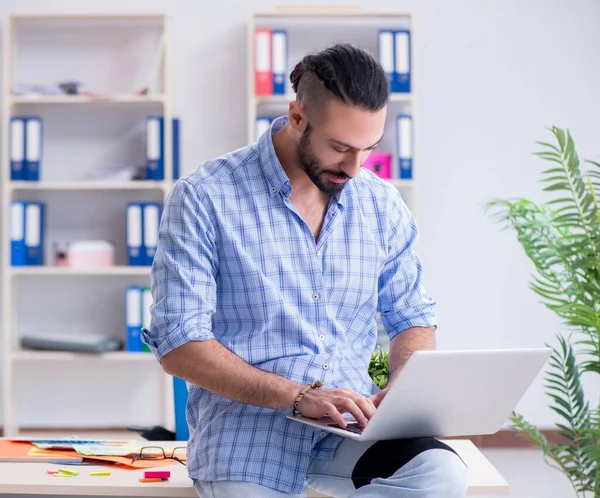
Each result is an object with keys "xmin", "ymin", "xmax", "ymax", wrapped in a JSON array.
[{"xmin": 292, "ymin": 381, "xmax": 324, "ymax": 415}]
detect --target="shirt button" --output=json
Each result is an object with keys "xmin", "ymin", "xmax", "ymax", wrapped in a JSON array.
[
  {"xmin": 320, "ymin": 432, "xmax": 326, "ymax": 437},
  {"xmin": 319, "ymin": 334, "xmax": 325, "ymax": 340},
  {"xmin": 323, "ymin": 364, "xmax": 329, "ymax": 370},
  {"xmin": 271, "ymin": 186, "xmax": 276, "ymax": 193},
  {"xmin": 312, "ymin": 294, "xmax": 319, "ymax": 300}
]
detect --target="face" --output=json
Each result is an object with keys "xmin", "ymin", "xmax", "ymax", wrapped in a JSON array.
[{"xmin": 294, "ymin": 99, "xmax": 387, "ymax": 195}]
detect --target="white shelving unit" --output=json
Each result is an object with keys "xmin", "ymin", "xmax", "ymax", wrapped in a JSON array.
[
  {"xmin": 1, "ymin": 13, "xmax": 175, "ymax": 436},
  {"xmin": 247, "ymin": 8, "xmax": 418, "ymax": 218}
]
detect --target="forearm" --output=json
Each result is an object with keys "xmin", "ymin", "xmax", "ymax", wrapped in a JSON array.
[
  {"xmin": 161, "ymin": 339, "xmax": 304, "ymax": 410},
  {"xmin": 388, "ymin": 326, "xmax": 436, "ymax": 384}
]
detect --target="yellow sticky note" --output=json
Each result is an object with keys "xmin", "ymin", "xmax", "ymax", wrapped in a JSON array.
[
  {"xmin": 58, "ymin": 469, "xmax": 79, "ymax": 476},
  {"xmin": 90, "ymin": 471, "xmax": 111, "ymax": 476}
]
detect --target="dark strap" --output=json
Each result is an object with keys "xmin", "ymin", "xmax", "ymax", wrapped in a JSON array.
[{"xmin": 351, "ymin": 437, "xmax": 466, "ymax": 489}]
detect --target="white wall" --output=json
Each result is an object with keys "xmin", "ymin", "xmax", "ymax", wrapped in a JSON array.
[{"xmin": 1, "ymin": 0, "xmax": 599, "ymax": 429}]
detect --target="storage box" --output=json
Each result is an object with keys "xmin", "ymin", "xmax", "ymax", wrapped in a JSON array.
[
  {"xmin": 67, "ymin": 240, "xmax": 115, "ymax": 268},
  {"xmin": 363, "ymin": 152, "xmax": 392, "ymax": 179}
]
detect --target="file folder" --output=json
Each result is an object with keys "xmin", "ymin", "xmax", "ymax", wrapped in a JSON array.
[
  {"xmin": 126, "ymin": 286, "xmax": 143, "ymax": 352},
  {"xmin": 271, "ymin": 30, "xmax": 287, "ymax": 95},
  {"xmin": 173, "ymin": 118, "xmax": 180, "ymax": 180},
  {"xmin": 25, "ymin": 117, "xmax": 42, "ymax": 181},
  {"xmin": 255, "ymin": 28, "xmax": 273, "ymax": 96},
  {"xmin": 10, "ymin": 201, "xmax": 26, "ymax": 266},
  {"xmin": 396, "ymin": 114, "xmax": 413, "ymax": 179},
  {"xmin": 378, "ymin": 30, "xmax": 395, "ymax": 93},
  {"xmin": 143, "ymin": 203, "xmax": 161, "ymax": 266},
  {"xmin": 127, "ymin": 203, "xmax": 143, "ymax": 266},
  {"xmin": 393, "ymin": 30, "xmax": 411, "ymax": 93},
  {"xmin": 146, "ymin": 116, "xmax": 164, "ymax": 180},
  {"xmin": 141, "ymin": 287, "xmax": 153, "ymax": 352},
  {"xmin": 25, "ymin": 202, "xmax": 44, "ymax": 266},
  {"xmin": 10, "ymin": 118, "xmax": 25, "ymax": 181}
]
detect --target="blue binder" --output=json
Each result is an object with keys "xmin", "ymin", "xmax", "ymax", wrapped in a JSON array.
[
  {"xmin": 271, "ymin": 30, "xmax": 287, "ymax": 95},
  {"xmin": 24, "ymin": 117, "xmax": 43, "ymax": 181},
  {"xmin": 378, "ymin": 30, "xmax": 395, "ymax": 93},
  {"xmin": 127, "ymin": 203, "xmax": 144, "ymax": 266},
  {"xmin": 24, "ymin": 202, "xmax": 44, "ymax": 266},
  {"xmin": 142, "ymin": 202, "xmax": 162, "ymax": 266},
  {"xmin": 126, "ymin": 286, "xmax": 144, "ymax": 352},
  {"xmin": 396, "ymin": 114, "xmax": 413, "ymax": 179},
  {"xmin": 10, "ymin": 201, "xmax": 26, "ymax": 266},
  {"xmin": 393, "ymin": 30, "xmax": 411, "ymax": 93},
  {"xmin": 173, "ymin": 376, "xmax": 190, "ymax": 441},
  {"xmin": 10, "ymin": 118, "xmax": 26, "ymax": 181},
  {"xmin": 145, "ymin": 116, "xmax": 164, "ymax": 180},
  {"xmin": 172, "ymin": 118, "xmax": 180, "ymax": 180}
]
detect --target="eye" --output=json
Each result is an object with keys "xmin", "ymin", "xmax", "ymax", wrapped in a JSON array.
[{"xmin": 332, "ymin": 145, "xmax": 348, "ymax": 153}]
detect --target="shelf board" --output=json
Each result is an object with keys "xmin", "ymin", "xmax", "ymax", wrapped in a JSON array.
[
  {"xmin": 9, "ymin": 266, "xmax": 151, "ymax": 277},
  {"xmin": 10, "ymin": 13, "xmax": 167, "ymax": 21},
  {"xmin": 255, "ymin": 10, "xmax": 411, "ymax": 18},
  {"xmin": 255, "ymin": 93, "xmax": 411, "ymax": 105},
  {"xmin": 8, "ymin": 180, "xmax": 169, "ymax": 191},
  {"xmin": 388, "ymin": 179, "xmax": 414, "ymax": 188},
  {"xmin": 9, "ymin": 94, "xmax": 165, "ymax": 105},
  {"xmin": 11, "ymin": 351, "xmax": 157, "ymax": 362}
]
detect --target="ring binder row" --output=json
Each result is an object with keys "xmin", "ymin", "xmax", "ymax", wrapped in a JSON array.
[
  {"xmin": 252, "ymin": 28, "xmax": 413, "ymax": 181},
  {"xmin": 125, "ymin": 285, "xmax": 153, "ymax": 353},
  {"xmin": 9, "ymin": 201, "xmax": 163, "ymax": 268},
  {"xmin": 253, "ymin": 28, "xmax": 411, "ymax": 97},
  {"xmin": 8, "ymin": 115, "xmax": 181, "ymax": 182}
]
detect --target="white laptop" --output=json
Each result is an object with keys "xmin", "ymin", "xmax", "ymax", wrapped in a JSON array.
[{"xmin": 287, "ymin": 348, "xmax": 551, "ymax": 441}]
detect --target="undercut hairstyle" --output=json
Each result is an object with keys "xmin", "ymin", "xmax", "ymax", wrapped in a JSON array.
[{"xmin": 290, "ymin": 43, "xmax": 389, "ymax": 120}]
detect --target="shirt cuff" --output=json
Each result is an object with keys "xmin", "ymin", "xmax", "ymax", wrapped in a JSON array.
[
  {"xmin": 381, "ymin": 312, "xmax": 437, "ymax": 342},
  {"xmin": 142, "ymin": 314, "xmax": 214, "ymax": 362}
]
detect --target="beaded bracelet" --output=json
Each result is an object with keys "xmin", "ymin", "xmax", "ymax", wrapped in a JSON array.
[{"xmin": 292, "ymin": 381, "xmax": 324, "ymax": 415}]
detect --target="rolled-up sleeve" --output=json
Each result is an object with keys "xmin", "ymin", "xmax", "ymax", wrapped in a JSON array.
[
  {"xmin": 142, "ymin": 178, "xmax": 218, "ymax": 362},
  {"xmin": 378, "ymin": 192, "xmax": 437, "ymax": 341}
]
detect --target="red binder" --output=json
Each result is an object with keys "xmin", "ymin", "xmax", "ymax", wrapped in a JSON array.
[{"xmin": 255, "ymin": 28, "xmax": 272, "ymax": 96}]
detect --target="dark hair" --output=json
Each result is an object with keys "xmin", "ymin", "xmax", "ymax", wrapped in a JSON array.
[{"xmin": 290, "ymin": 43, "xmax": 389, "ymax": 113}]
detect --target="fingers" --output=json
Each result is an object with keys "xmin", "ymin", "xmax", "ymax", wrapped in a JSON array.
[
  {"xmin": 338, "ymin": 398, "xmax": 369, "ymax": 427},
  {"xmin": 340, "ymin": 389, "xmax": 376, "ymax": 422},
  {"xmin": 325, "ymin": 403, "xmax": 346, "ymax": 428},
  {"xmin": 354, "ymin": 395, "xmax": 376, "ymax": 421}
]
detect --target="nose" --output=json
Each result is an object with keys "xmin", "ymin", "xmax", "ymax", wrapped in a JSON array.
[{"xmin": 341, "ymin": 151, "xmax": 363, "ymax": 178}]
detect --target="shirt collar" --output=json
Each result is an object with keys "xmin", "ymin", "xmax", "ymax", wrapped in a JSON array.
[
  {"xmin": 258, "ymin": 116, "xmax": 292, "ymax": 198},
  {"xmin": 257, "ymin": 115, "xmax": 348, "ymax": 207}
]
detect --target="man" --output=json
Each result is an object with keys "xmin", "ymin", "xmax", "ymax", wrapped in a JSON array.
[{"xmin": 143, "ymin": 43, "xmax": 468, "ymax": 497}]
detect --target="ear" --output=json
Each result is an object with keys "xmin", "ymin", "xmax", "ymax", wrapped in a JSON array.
[{"xmin": 288, "ymin": 101, "xmax": 308, "ymax": 134}]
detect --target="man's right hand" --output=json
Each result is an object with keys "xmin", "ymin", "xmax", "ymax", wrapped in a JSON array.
[{"xmin": 295, "ymin": 387, "xmax": 376, "ymax": 428}]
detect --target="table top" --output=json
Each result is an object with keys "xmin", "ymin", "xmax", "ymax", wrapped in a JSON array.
[{"xmin": 0, "ymin": 439, "xmax": 509, "ymax": 496}]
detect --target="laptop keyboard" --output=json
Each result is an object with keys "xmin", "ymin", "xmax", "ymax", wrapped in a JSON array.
[{"xmin": 327, "ymin": 422, "xmax": 364, "ymax": 434}]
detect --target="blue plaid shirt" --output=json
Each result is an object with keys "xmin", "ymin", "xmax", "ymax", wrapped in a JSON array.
[{"xmin": 143, "ymin": 116, "xmax": 437, "ymax": 494}]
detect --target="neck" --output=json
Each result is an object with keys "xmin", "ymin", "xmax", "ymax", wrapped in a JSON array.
[{"xmin": 272, "ymin": 124, "xmax": 330, "ymax": 203}]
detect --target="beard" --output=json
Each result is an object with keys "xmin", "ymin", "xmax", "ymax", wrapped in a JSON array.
[{"xmin": 295, "ymin": 124, "xmax": 349, "ymax": 196}]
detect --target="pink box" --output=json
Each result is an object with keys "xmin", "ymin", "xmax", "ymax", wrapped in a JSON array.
[
  {"xmin": 67, "ymin": 241, "xmax": 115, "ymax": 268},
  {"xmin": 144, "ymin": 471, "xmax": 171, "ymax": 479},
  {"xmin": 362, "ymin": 153, "xmax": 392, "ymax": 179}
]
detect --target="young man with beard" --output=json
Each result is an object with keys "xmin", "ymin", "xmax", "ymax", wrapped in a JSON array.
[{"xmin": 143, "ymin": 43, "xmax": 468, "ymax": 497}]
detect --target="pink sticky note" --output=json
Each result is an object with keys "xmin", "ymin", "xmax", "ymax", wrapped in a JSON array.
[
  {"xmin": 47, "ymin": 468, "xmax": 59, "ymax": 475},
  {"xmin": 144, "ymin": 470, "xmax": 170, "ymax": 479}
]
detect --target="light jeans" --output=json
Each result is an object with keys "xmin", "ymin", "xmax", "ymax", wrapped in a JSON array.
[{"xmin": 193, "ymin": 437, "xmax": 469, "ymax": 497}]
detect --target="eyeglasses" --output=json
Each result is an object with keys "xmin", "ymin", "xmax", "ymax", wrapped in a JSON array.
[{"xmin": 131, "ymin": 445, "xmax": 187, "ymax": 466}]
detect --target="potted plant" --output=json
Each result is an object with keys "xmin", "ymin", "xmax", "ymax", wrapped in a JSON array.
[{"xmin": 485, "ymin": 126, "xmax": 600, "ymax": 497}]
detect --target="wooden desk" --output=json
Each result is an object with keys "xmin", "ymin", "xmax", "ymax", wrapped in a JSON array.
[{"xmin": 0, "ymin": 440, "xmax": 508, "ymax": 496}]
